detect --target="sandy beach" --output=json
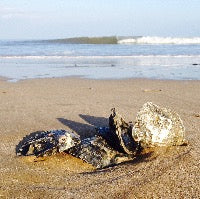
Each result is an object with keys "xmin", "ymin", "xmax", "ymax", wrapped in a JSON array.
[{"xmin": 0, "ymin": 77, "xmax": 199, "ymax": 198}]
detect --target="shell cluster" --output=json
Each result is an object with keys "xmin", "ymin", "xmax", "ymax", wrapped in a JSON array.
[
  {"xmin": 16, "ymin": 102, "xmax": 186, "ymax": 169},
  {"xmin": 16, "ymin": 129, "xmax": 80, "ymax": 157}
]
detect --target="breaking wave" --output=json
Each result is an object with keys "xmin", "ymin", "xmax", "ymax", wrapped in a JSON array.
[
  {"xmin": 118, "ymin": 36, "xmax": 200, "ymax": 45},
  {"xmin": 48, "ymin": 36, "xmax": 200, "ymax": 45}
]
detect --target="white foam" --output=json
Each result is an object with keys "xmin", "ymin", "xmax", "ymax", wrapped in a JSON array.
[
  {"xmin": 118, "ymin": 36, "xmax": 200, "ymax": 45},
  {"xmin": 1, "ymin": 55, "xmax": 200, "ymax": 59}
]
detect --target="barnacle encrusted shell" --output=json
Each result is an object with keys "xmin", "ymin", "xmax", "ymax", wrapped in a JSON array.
[
  {"xmin": 132, "ymin": 102, "xmax": 186, "ymax": 148},
  {"xmin": 16, "ymin": 129, "xmax": 80, "ymax": 157},
  {"xmin": 68, "ymin": 135, "xmax": 135, "ymax": 169}
]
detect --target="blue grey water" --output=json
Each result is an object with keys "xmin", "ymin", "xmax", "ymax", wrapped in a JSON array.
[{"xmin": 0, "ymin": 38, "xmax": 200, "ymax": 82}]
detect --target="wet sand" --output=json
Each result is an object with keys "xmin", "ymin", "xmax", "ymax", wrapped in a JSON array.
[{"xmin": 0, "ymin": 78, "xmax": 199, "ymax": 198}]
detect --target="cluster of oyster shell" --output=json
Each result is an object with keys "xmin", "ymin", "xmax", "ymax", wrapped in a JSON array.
[{"xmin": 16, "ymin": 102, "xmax": 186, "ymax": 169}]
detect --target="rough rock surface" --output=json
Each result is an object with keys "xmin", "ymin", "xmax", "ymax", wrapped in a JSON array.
[
  {"xmin": 16, "ymin": 129, "xmax": 80, "ymax": 157},
  {"xmin": 132, "ymin": 102, "xmax": 186, "ymax": 148},
  {"xmin": 68, "ymin": 135, "xmax": 135, "ymax": 169}
]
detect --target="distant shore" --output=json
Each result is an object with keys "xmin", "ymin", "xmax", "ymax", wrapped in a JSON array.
[{"xmin": 0, "ymin": 77, "xmax": 199, "ymax": 198}]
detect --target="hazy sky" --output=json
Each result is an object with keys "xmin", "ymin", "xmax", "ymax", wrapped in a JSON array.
[{"xmin": 0, "ymin": 0, "xmax": 200, "ymax": 39}]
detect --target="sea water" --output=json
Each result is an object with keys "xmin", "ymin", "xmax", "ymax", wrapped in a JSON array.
[{"xmin": 0, "ymin": 37, "xmax": 200, "ymax": 82}]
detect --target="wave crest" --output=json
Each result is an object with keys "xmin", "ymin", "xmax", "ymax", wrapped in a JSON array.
[{"xmin": 118, "ymin": 36, "xmax": 200, "ymax": 45}]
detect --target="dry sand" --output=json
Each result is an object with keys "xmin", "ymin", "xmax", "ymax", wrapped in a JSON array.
[{"xmin": 0, "ymin": 78, "xmax": 199, "ymax": 198}]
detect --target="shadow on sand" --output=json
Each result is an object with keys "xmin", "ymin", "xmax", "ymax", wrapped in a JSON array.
[
  {"xmin": 79, "ymin": 114, "xmax": 108, "ymax": 127},
  {"xmin": 57, "ymin": 114, "xmax": 108, "ymax": 138}
]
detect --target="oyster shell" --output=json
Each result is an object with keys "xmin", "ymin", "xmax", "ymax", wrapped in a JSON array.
[
  {"xmin": 132, "ymin": 102, "xmax": 186, "ymax": 148},
  {"xmin": 16, "ymin": 129, "xmax": 80, "ymax": 157},
  {"xmin": 108, "ymin": 108, "xmax": 141, "ymax": 154},
  {"xmin": 68, "ymin": 135, "xmax": 135, "ymax": 169}
]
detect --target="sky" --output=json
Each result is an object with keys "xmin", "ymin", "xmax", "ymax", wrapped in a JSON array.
[{"xmin": 0, "ymin": 0, "xmax": 200, "ymax": 40}]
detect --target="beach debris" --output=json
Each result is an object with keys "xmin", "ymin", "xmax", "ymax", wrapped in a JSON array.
[
  {"xmin": 16, "ymin": 129, "xmax": 80, "ymax": 157},
  {"xmin": 16, "ymin": 128, "xmax": 135, "ymax": 169},
  {"xmin": 132, "ymin": 102, "xmax": 186, "ymax": 148},
  {"xmin": 16, "ymin": 102, "xmax": 186, "ymax": 169},
  {"xmin": 68, "ymin": 135, "xmax": 135, "ymax": 169}
]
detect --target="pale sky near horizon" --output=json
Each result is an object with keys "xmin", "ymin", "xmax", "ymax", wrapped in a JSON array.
[{"xmin": 0, "ymin": 0, "xmax": 200, "ymax": 40}]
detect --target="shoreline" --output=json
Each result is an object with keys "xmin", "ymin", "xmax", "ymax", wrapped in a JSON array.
[
  {"xmin": 0, "ymin": 77, "xmax": 199, "ymax": 198},
  {"xmin": 1, "ymin": 74, "xmax": 200, "ymax": 84}
]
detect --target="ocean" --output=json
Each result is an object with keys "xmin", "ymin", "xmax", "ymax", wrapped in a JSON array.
[{"xmin": 0, "ymin": 36, "xmax": 200, "ymax": 82}]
